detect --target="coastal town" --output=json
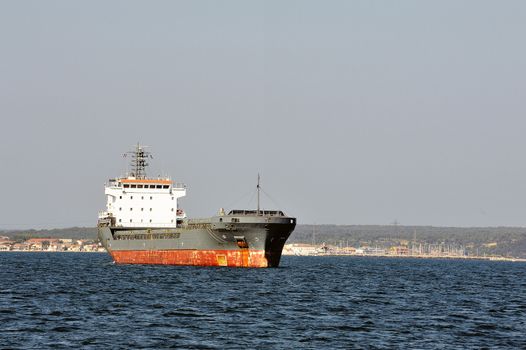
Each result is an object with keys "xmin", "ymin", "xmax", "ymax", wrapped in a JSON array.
[
  {"xmin": 2, "ymin": 234, "xmax": 523, "ymax": 262},
  {"xmin": 282, "ymin": 242, "xmax": 526, "ymax": 261},
  {"xmin": 0, "ymin": 236, "xmax": 105, "ymax": 253}
]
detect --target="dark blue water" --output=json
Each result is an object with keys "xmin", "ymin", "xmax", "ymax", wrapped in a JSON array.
[{"xmin": 0, "ymin": 253, "xmax": 525, "ymax": 349}]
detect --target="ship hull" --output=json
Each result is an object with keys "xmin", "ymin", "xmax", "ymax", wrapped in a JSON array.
[
  {"xmin": 110, "ymin": 249, "xmax": 269, "ymax": 267},
  {"xmin": 98, "ymin": 214, "xmax": 296, "ymax": 268}
]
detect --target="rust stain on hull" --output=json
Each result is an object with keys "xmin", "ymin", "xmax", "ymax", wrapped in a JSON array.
[{"xmin": 110, "ymin": 249, "xmax": 268, "ymax": 268}]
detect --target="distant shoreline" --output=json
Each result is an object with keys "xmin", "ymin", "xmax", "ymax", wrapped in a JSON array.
[
  {"xmin": 286, "ymin": 253, "xmax": 526, "ymax": 263},
  {"xmin": 3, "ymin": 224, "xmax": 526, "ymax": 259}
]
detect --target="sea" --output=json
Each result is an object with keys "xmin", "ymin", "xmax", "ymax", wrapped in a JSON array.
[{"xmin": 0, "ymin": 253, "xmax": 525, "ymax": 349}]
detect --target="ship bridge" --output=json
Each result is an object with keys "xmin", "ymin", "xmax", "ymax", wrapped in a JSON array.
[{"xmin": 99, "ymin": 144, "xmax": 187, "ymax": 228}]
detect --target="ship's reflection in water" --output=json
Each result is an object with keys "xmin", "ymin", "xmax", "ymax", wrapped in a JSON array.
[{"xmin": 0, "ymin": 253, "xmax": 524, "ymax": 349}]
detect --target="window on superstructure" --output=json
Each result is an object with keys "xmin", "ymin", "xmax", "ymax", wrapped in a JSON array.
[
  {"xmin": 130, "ymin": 219, "xmax": 132, "ymax": 223},
  {"xmin": 150, "ymin": 208, "xmax": 152, "ymax": 211},
  {"xmin": 141, "ymin": 196, "xmax": 144, "ymax": 200},
  {"xmin": 123, "ymin": 184, "xmax": 129, "ymax": 188},
  {"xmin": 131, "ymin": 185, "xmax": 136, "ymax": 188},
  {"xmin": 172, "ymin": 197, "xmax": 174, "ymax": 200},
  {"xmin": 163, "ymin": 185, "xmax": 169, "ymax": 189},
  {"xmin": 150, "ymin": 196, "xmax": 153, "ymax": 200},
  {"xmin": 149, "ymin": 185, "xmax": 155, "ymax": 188},
  {"xmin": 149, "ymin": 219, "xmax": 152, "ymax": 223},
  {"xmin": 119, "ymin": 219, "xmax": 122, "ymax": 222},
  {"xmin": 141, "ymin": 208, "xmax": 144, "ymax": 211},
  {"xmin": 130, "ymin": 208, "xmax": 133, "ymax": 211},
  {"xmin": 137, "ymin": 185, "xmax": 143, "ymax": 188},
  {"xmin": 171, "ymin": 208, "xmax": 174, "ymax": 212},
  {"xmin": 130, "ymin": 196, "xmax": 133, "ymax": 200},
  {"xmin": 119, "ymin": 208, "xmax": 122, "ymax": 211},
  {"xmin": 156, "ymin": 185, "xmax": 162, "ymax": 189},
  {"xmin": 119, "ymin": 196, "xmax": 122, "ymax": 199}
]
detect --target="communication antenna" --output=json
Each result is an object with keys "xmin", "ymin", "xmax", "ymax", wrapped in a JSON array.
[
  {"xmin": 413, "ymin": 229, "xmax": 417, "ymax": 255},
  {"xmin": 123, "ymin": 143, "xmax": 152, "ymax": 179},
  {"xmin": 257, "ymin": 173, "xmax": 261, "ymax": 215},
  {"xmin": 392, "ymin": 219, "xmax": 400, "ymax": 239}
]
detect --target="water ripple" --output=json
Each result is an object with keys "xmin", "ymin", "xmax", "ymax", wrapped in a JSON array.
[{"xmin": 0, "ymin": 253, "xmax": 525, "ymax": 349}]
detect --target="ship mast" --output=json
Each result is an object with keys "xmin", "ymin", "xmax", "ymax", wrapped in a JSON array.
[
  {"xmin": 126, "ymin": 143, "xmax": 150, "ymax": 179},
  {"xmin": 257, "ymin": 173, "xmax": 260, "ymax": 215}
]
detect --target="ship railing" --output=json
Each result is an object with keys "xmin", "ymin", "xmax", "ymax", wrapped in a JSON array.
[
  {"xmin": 172, "ymin": 183, "xmax": 186, "ymax": 189},
  {"xmin": 114, "ymin": 223, "xmax": 179, "ymax": 228},
  {"xmin": 187, "ymin": 218, "xmax": 212, "ymax": 224},
  {"xmin": 228, "ymin": 209, "xmax": 285, "ymax": 216},
  {"xmin": 98, "ymin": 211, "xmax": 112, "ymax": 219}
]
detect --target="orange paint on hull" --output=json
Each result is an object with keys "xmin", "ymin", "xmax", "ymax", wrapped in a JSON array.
[{"xmin": 110, "ymin": 249, "xmax": 269, "ymax": 268}]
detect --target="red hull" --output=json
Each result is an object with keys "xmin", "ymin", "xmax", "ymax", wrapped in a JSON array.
[{"xmin": 110, "ymin": 249, "xmax": 269, "ymax": 267}]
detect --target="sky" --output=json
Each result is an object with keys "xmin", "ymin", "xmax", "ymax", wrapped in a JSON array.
[{"xmin": 1, "ymin": 1, "xmax": 526, "ymax": 229}]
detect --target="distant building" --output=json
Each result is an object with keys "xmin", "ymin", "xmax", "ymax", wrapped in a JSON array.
[
  {"xmin": 363, "ymin": 247, "xmax": 386, "ymax": 255},
  {"xmin": 26, "ymin": 238, "xmax": 59, "ymax": 243},
  {"xmin": 340, "ymin": 247, "xmax": 356, "ymax": 254},
  {"xmin": 12, "ymin": 243, "xmax": 30, "ymax": 251},
  {"xmin": 29, "ymin": 242, "xmax": 43, "ymax": 251},
  {"xmin": 390, "ymin": 246, "xmax": 409, "ymax": 255},
  {"xmin": 283, "ymin": 243, "xmax": 319, "ymax": 256}
]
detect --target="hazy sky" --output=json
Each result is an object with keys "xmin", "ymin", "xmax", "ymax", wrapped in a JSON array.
[{"xmin": 1, "ymin": 1, "xmax": 525, "ymax": 229}]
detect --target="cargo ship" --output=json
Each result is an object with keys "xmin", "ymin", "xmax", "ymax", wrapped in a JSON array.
[{"xmin": 97, "ymin": 144, "xmax": 296, "ymax": 267}]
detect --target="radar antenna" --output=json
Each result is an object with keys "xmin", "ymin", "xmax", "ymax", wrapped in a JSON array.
[{"xmin": 125, "ymin": 143, "xmax": 151, "ymax": 179}]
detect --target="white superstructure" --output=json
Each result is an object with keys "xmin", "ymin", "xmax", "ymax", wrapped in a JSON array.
[{"xmin": 98, "ymin": 144, "xmax": 187, "ymax": 228}]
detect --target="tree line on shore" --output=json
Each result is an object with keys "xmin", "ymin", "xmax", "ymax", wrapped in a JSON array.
[
  {"xmin": 291, "ymin": 225, "xmax": 526, "ymax": 258},
  {"xmin": 2, "ymin": 224, "xmax": 526, "ymax": 258}
]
